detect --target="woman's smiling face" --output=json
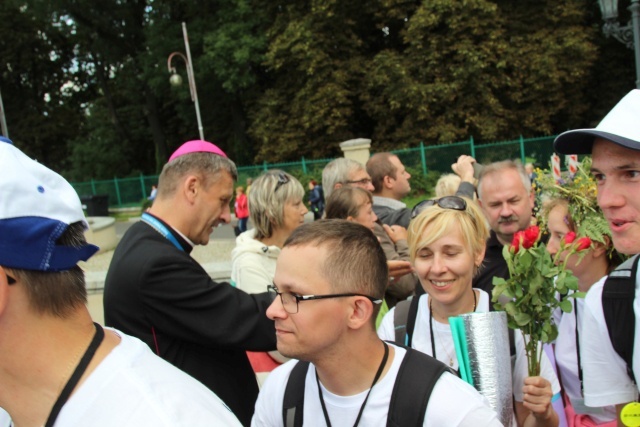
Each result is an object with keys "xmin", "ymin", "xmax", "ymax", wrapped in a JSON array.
[{"xmin": 413, "ymin": 223, "xmax": 483, "ymax": 308}]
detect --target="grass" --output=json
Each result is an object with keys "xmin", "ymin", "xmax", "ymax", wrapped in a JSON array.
[
  {"xmin": 110, "ymin": 210, "xmax": 142, "ymax": 222},
  {"xmin": 403, "ymin": 190, "xmax": 435, "ymax": 211}
]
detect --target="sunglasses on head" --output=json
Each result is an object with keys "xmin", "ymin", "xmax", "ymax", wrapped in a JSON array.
[
  {"xmin": 410, "ymin": 196, "xmax": 467, "ymax": 220},
  {"xmin": 274, "ymin": 172, "xmax": 290, "ymax": 192}
]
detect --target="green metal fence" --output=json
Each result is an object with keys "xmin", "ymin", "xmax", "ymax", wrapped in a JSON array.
[{"xmin": 70, "ymin": 135, "xmax": 563, "ymax": 208}]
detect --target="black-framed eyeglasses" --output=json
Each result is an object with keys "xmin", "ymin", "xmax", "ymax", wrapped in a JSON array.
[
  {"xmin": 411, "ymin": 195, "xmax": 467, "ymax": 220},
  {"xmin": 274, "ymin": 172, "xmax": 290, "ymax": 192},
  {"xmin": 267, "ymin": 284, "xmax": 382, "ymax": 314},
  {"xmin": 345, "ymin": 177, "xmax": 372, "ymax": 186}
]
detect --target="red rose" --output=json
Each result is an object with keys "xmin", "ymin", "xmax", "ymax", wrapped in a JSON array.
[
  {"xmin": 563, "ymin": 231, "xmax": 576, "ymax": 244},
  {"xmin": 575, "ymin": 237, "xmax": 592, "ymax": 251},
  {"xmin": 522, "ymin": 226, "xmax": 540, "ymax": 249},
  {"xmin": 511, "ymin": 231, "xmax": 524, "ymax": 254}
]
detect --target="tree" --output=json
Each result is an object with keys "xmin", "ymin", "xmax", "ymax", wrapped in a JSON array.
[
  {"xmin": 363, "ymin": 0, "xmax": 599, "ymax": 148},
  {"xmin": 0, "ymin": 0, "xmax": 86, "ymax": 171}
]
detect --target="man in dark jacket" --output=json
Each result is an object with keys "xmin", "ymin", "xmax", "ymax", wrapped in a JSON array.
[
  {"xmin": 366, "ymin": 153, "xmax": 413, "ymax": 228},
  {"xmin": 104, "ymin": 140, "xmax": 275, "ymax": 426},
  {"xmin": 473, "ymin": 160, "xmax": 535, "ymax": 294}
]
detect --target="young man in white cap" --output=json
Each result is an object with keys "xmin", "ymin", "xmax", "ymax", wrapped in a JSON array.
[
  {"xmin": 104, "ymin": 140, "xmax": 276, "ymax": 426},
  {"xmin": 554, "ymin": 89, "xmax": 640, "ymax": 422},
  {"xmin": 0, "ymin": 138, "xmax": 242, "ymax": 426}
]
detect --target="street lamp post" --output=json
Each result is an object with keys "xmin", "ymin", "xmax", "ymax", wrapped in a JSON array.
[
  {"xmin": 598, "ymin": 0, "xmax": 640, "ymax": 88},
  {"xmin": 167, "ymin": 22, "xmax": 204, "ymax": 140},
  {"xmin": 0, "ymin": 86, "xmax": 8, "ymax": 138}
]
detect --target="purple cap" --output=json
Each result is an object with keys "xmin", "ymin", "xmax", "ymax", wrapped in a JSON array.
[{"xmin": 168, "ymin": 140, "xmax": 228, "ymax": 162}]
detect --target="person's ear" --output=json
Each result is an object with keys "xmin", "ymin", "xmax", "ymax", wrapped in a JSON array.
[
  {"xmin": 591, "ymin": 237, "xmax": 609, "ymax": 258},
  {"xmin": 383, "ymin": 175, "xmax": 394, "ymax": 190},
  {"xmin": 183, "ymin": 175, "xmax": 200, "ymax": 204},
  {"xmin": 0, "ymin": 267, "xmax": 13, "ymax": 317},
  {"xmin": 334, "ymin": 183, "xmax": 343, "ymax": 191},
  {"xmin": 347, "ymin": 297, "xmax": 374, "ymax": 330}
]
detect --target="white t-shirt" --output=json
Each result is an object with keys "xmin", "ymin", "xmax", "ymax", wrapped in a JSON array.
[
  {"xmin": 251, "ymin": 344, "xmax": 502, "ymax": 427},
  {"xmin": 581, "ymin": 274, "xmax": 640, "ymax": 407},
  {"xmin": 554, "ymin": 297, "xmax": 617, "ymax": 423},
  {"xmin": 377, "ymin": 290, "xmax": 562, "ymax": 404},
  {"xmin": 1, "ymin": 329, "xmax": 242, "ymax": 427}
]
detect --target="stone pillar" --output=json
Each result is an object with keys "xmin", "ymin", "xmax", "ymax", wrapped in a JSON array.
[{"xmin": 339, "ymin": 138, "xmax": 371, "ymax": 165}]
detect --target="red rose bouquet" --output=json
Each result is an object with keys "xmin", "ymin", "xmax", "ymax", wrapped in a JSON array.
[{"xmin": 492, "ymin": 225, "xmax": 590, "ymax": 376}]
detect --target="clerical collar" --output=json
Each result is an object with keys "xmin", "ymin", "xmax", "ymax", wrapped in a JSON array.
[{"xmin": 141, "ymin": 212, "xmax": 193, "ymax": 253}]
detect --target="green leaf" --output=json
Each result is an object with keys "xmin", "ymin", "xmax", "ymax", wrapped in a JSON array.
[
  {"xmin": 515, "ymin": 285, "xmax": 523, "ymax": 298},
  {"xmin": 528, "ymin": 273, "xmax": 543, "ymax": 294},
  {"xmin": 504, "ymin": 301, "xmax": 517, "ymax": 316},
  {"xmin": 519, "ymin": 251, "xmax": 533, "ymax": 269},
  {"xmin": 559, "ymin": 299, "xmax": 573, "ymax": 313},
  {"xmin": 514, "ymin": 312, "xmax": 531, "ymax": 326}
]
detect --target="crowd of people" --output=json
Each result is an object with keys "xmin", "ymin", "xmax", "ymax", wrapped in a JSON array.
[{"xmin": 0, "ymin": 89, "xmax": 639, "ymax": 427}]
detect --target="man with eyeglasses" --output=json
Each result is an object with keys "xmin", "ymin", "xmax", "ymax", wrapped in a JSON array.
[
  {"xmin": 104, "ymin": 140, "xmax": 276, "ymax": 426},
  {"xmin": 321, "ymin": 158, "xmax": 375, "ymax": 199},
  {"xmin": 252, "ymin": 220, "xmax": 502, "ymax": 426},
  {"xmin": 322, "ymin": 157, "xmax": 414, "ymax": 307}
]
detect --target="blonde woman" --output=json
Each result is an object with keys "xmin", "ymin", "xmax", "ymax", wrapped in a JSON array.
[
  {"xmin": 378, "ymin": 196, "xmax": 562, "ymax": 427},
  {"xmin": 231, "ymin": 170, "xmax": 308, "ymax": 294},
  {"xmin": 231, "ymin": 170, "xmax": 307, "ymax": 382}
]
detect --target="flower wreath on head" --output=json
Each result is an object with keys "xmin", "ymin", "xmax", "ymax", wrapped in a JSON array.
[{"xmin": 534, "ymin": 157, "xmax": 618, "ymax": 260}]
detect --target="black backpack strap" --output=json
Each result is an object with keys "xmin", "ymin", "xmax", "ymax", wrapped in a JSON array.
[
  {"xmin": 393, "ymin": 299, "xmax": 411, "ymax": 345},
  {"xmin": 393, "ymin": 296, "xmax": 420, "ymax": 347},
  {"xmin": 387, "ymin": 346, "xmax": 451, "ymax": 427},
  {"xmin": 602, "ymin": 254, "xmax": 640, "ymax": 384},
  {"xmin": 508, "ymin": 327, "xmax": 516, "ymax": 357},
  {"xmin": 282, "ymin": 361, "xmax": 310, "ymax": 427}
]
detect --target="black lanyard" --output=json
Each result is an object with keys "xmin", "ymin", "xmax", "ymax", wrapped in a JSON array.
[
  {"xmin": 45, "ymin": 323, "xmax": 105, "ymax": 427},
  {"xmin": 316, "ymin": 341, "xmax": 389, "ymax": 427},
  {"xmin": 573, "ymin": 299, "xmax": 584, "ymax": 395}
]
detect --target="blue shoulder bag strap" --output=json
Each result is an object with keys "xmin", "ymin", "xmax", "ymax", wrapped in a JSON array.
[{"xmin": 602, "ymin": 254, "xmax": 640, "ymax": 384}]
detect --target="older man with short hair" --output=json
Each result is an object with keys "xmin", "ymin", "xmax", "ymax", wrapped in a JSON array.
[
  {"xmin": 322, "ymin": 157, "xmax": 414, "ymax": 306},
  {"xmin": 473, "ymin": 160, "xmax": 535, "ymax": 294},
  {"xmin": 104, "ymin": 140, "xmax": 275, "ymax": 426}
]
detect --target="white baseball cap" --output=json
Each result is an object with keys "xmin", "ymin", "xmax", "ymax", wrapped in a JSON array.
[
  {"xmin": 554, "ymin": 89, "xmax": 640, "ymax": 155},
  {"xmin": 0, "ymin": 139, "xmax": 98, "ymax": 271}
]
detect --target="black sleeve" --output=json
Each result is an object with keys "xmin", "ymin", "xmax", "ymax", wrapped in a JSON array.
[
  {"xmin": 138, "ymin": 251, "xmax": 276, "ymax": 352},
  {"xmin": 455, "ymin": 181, "xmax": 476, "ymax": 199},
  {"xmin": 375, "ymin": 206, "xmax": 412, "ymax": 229}
]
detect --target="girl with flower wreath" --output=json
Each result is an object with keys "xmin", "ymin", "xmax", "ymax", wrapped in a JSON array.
[{"xmin": 538, "ymin": 159, "xmax": 623, "ymax": 427}]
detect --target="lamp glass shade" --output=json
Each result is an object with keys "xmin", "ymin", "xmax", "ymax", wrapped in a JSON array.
[
  {"xmin": 169, "ymin": 73, "xmax": 183, "ymax": 87},
  {"xmin": 598, "ymin": 0, "xmax": 619, "ymax": 20}
]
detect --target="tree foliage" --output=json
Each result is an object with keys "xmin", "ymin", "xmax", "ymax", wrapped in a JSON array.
[{"xmin": 0, "ymin": 0, "xmax": 634, "ymax": 179}]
